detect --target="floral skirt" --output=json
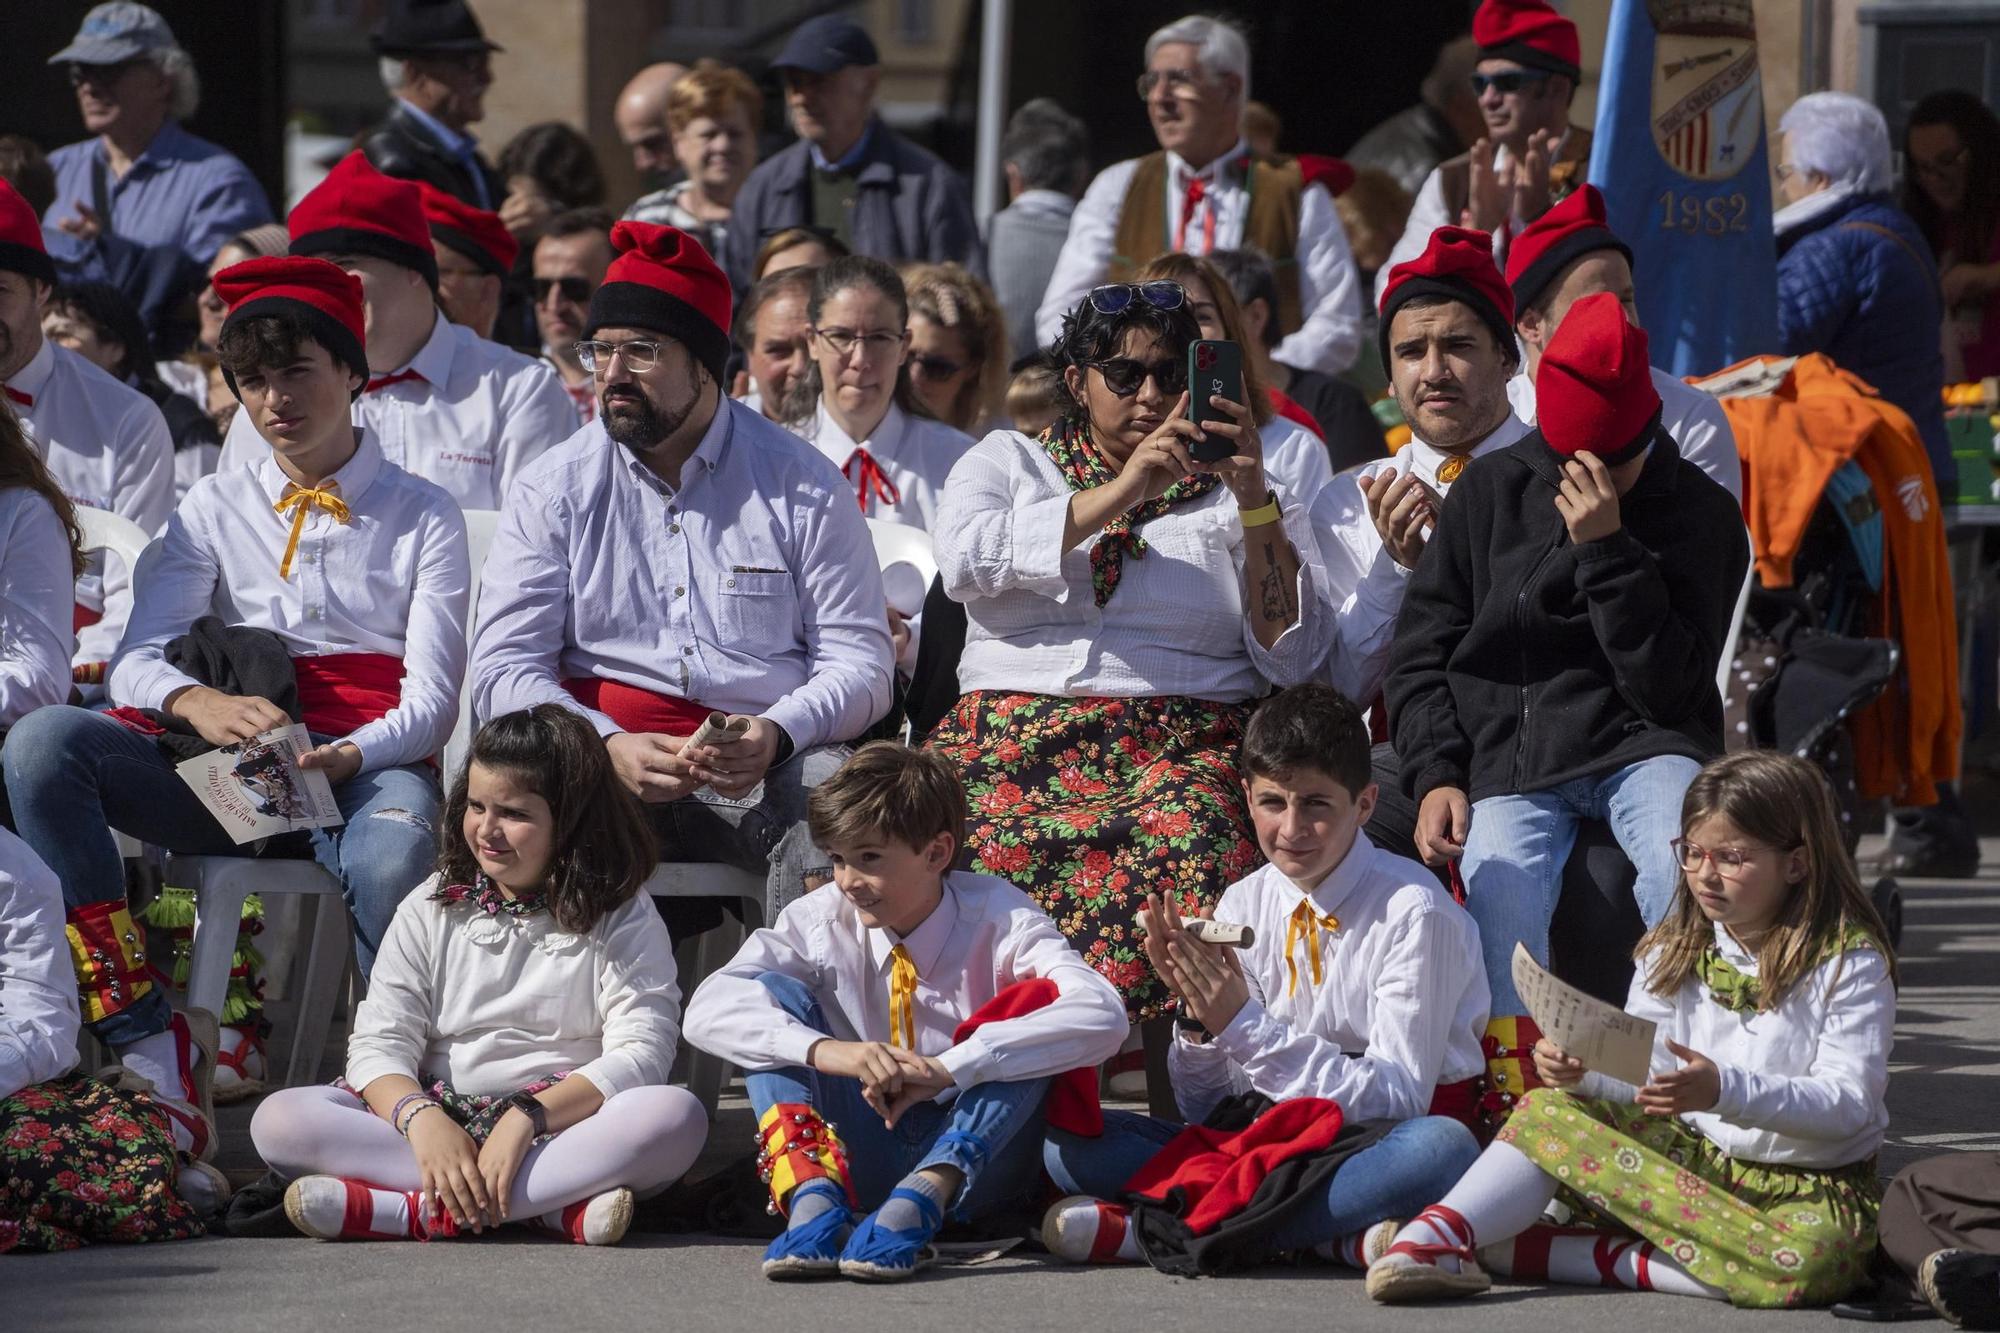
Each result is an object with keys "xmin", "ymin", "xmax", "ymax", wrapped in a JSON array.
[
  {"xmin": 1497, "ymin": 1088, "xmax": 1881, "ymax": 1307},
  {"xmin": 0, "ymin": 1074, "xmax": 206, "ymax": 1253},
  {"xmin": 926, "ymin": 691, "xmax": 1259, "ymax": 1020}
]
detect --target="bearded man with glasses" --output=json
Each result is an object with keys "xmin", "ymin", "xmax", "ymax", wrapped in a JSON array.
[
  {"xmin": 928, "ymin": 279, "xmax": 1334, "ymax": 1059},
  {"xmin": 1378, "ymin": 0, "xmax": 1595, "ymax": 303},
  {"xmin": 471, "ymin": 222, "xmax": 893, "ymax": 941}
]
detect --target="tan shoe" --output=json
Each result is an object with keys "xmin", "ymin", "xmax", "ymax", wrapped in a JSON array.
[{"xmin": 1365, "ymin": 1252, "xmax": 1493, "ymax": 1303}]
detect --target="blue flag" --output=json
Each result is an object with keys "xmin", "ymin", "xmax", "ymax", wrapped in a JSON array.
[{"xmin": 1588, "ymin": 0, "xmax": 1777, "ymax": 377}]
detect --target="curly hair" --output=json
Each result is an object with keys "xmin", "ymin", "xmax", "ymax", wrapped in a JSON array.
[{"xmin": 1047, "ymin": 286, "xmax": 1201, "ymax": 429}]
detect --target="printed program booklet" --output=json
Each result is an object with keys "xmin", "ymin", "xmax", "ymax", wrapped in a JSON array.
[{"xmin": 176, "ymin": 723, "xmax": 343, "ymax": 845}]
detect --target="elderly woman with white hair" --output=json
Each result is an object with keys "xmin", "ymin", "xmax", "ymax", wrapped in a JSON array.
[
  {"xmin": 40, "ymin": 3, "xmax": 273, "ymax": 353},
  {"xmin": 1774, "ymin": 91, "xmax": 1952, "ymax": 488}
]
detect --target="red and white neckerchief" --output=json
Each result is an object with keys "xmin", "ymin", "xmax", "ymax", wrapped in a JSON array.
[
  {"xmin": 365, "ymin": 368, "xmax": 426, "ymax": 394},
  {"xmin": 1172, "ymin": 149, "xmax": 1248, "ymax": 254},
  {"xmin": 843, "ymin": 447, "xmax": 900, "ymax": 513}
]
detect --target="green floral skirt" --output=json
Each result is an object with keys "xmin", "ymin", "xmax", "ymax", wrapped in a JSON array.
[
  {"xmin": 1497, "ymin": 1088, "xmax": 1881, "ymax": 1308},
  {"xmin": 1, "ymin": 1074, "xmax": 206, "ymax": 1253},
  {"xmin": 926, "ymin": 691, "xmax": 1259, "ymax": 1020}
]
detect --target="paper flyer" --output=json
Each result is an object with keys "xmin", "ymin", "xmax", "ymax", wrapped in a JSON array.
[
  {"xmin": 176, "ymin": 722, "xmax": 344, "ymax": 845},
  {"xmin": 1511, "ymin": 943, "xmax": 1659, "ymax": 1087}
]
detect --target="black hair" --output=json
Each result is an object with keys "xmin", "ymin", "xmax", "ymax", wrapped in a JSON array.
[
  {"xmin": 438, "ymin": 705, "xmax": 657, "ymax": 934},
  {"xmin": 0, "ymin": 135, "xmax": 56, "ymax": 217},
  {"xmin": 1048, "ymin": 289, "xmax": 1201, "ymax": 428},
  {"xmin": 1904, "ymin": 89, "xmax": 2000, "ymax": 267},
  {"xmin": 1240, "ymin": 684, "xmax": 1373, "ymax": 796},
  {"xmin": 497, "ymin": 122, "xmax": 607, "ymax": 209},
  {"xmin": 1207, "ymin": 247, "xmax": 1280, "ymax": 351},
  {"xmin": 540, "ymin": 206, "xmax": 616, "ymax": 243},
  {"xmin": 47, "ymin": 280, "xmax": 157, "ymax": 384}
]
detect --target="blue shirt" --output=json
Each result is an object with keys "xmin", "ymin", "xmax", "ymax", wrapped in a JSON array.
[
  {"xmin": 807, "ymin": 119, "xmax": 879, "ymax": 174},
  {"xmin": 45, "ymin": 120, "xmax": 272, "ymax": 270},
  {"xmin": 395, "ymin": 98, "xmax": 493, "ymax": 208}
]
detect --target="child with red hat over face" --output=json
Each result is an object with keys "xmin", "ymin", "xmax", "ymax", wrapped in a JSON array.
[{"xmin": 1384, "ymin": 293, "xmax": 1749, "ymax": 1131}]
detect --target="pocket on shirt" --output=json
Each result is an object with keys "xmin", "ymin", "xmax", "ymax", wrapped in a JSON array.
[{"xmin": 715, "ymin": 569, "xmax": 797, "ymax": 643}]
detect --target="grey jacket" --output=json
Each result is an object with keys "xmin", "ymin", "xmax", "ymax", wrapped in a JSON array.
[
  {"xmin": 988, "ymin": 190, "xmax": 1075, "ymax": 361},
  {"xmin": 725, "ymin": 118, "xmax": 985, "ymax": 290}
]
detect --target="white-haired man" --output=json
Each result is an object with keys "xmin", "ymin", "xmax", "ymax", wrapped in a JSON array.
[
  {"xmin": 1035, "ymin": 14, "xmax": 1364, "ymax": 376},
  {"xmin": 42, "ymin": 3, "xmax": 273, "ymax": 344},
  {"xmin": 360, "ymin": 0, "xmax": 504, "ymax": 210}
]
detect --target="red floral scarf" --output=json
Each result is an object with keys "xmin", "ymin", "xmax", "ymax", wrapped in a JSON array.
[{"xmin": 1039, "ymin": 419, "xmax": 1217, "ymax": 606}]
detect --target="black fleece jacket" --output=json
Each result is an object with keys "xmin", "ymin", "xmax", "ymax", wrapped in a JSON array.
[{"xmin": 1386, "ymin": 427, "xmax": 1749, "ymax": 804}]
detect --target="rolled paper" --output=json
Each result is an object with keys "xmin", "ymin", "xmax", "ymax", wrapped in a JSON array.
[
  {"xmin": 1184, "ymin": 919, "xmax": 1255, "ymax": 948},
  {"xmin": 687, "ymin": 711, "xmax": 750, "ymax": 747}
]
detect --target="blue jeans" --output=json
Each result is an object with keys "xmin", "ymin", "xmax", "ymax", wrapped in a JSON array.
[
  {"xmin": 1044, "ymin": 1110, "xmax": 1479, "ymax": 1257},
  {"xmin": 2, "ymin": 706, "xmax": 440, "ymax": 1043},
  {"xmin": 1460, "ymin": 754, "xmax": 1702, "ymax": 1015},
  {"xmin": 647, "ymin": 744, "xmax": 848, "ymax": 925},
  {"xmin": 743, "ymin": 972, "xmax": 1050, "ymax": 1220}
]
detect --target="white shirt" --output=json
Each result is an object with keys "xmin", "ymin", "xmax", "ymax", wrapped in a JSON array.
[
  {"xmin": 937, "ymin": 428, "xmax": 1334, "ymax": 704},
  {"xmin": 0, "ymin": 828, "xmax": 78, "ymax": 1101},
  {"xmin": 1311, "ymin": 413, "xmax": 1534, "ymax": 703},
  {"xmin": 1169, "ymin": 843, "xmax": 1490, "ymax": 1126},
  {"xmin": 794, "ymin": 399, "xmax": 974, "ymax": 533},
  {"xmin": 5, "ymin": 337, "xmax": 175, "ymax": 667},
  {"xmin": 218, "ymin": 312, "xmax": 576, "ymax": 510},
  {"xmin": 1508, "ymin": 364, "xmax": 1743, "ymax": 503},
  {"xmin": 1036, "ymin": 141, "xmax": 1365, "ymax": 376},
  {"xmin": 1575, "ymin": 927, "xmax": 1893, "ymax": 1168},
  {"xmin": 346, "ymin": 873, "xmax": 682, "ymax": 1102},
  {"xmin": 0, "ymin": 488, "xmax": 78, "ymax": 727},
  {"xmin": 1264, "ymin": 412, "xmax": 1335, "ymax": 510},
  {"xmin": 684, "ymin": 871, "xmax": 1129, "ymax": 1091},
  {"xmin": 108, "ymin": 429, "xmax": 470, "ymax": 773},
  {"xmin": 471, "ymin": 400, "xmax": 894, "ymax": 751}
]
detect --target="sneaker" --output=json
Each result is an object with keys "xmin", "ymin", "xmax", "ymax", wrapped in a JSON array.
[
  {"xmin": 211, "ymin": 1025, "xmax": 268, "ymax": 1105},
  {"xmin": 534, "ymin": 1189, "xmax": 634, "ymax": 1247},
  {"xmin": 1920, "ymin": 1249, "xmax": 2000, "ymax": 1330}
]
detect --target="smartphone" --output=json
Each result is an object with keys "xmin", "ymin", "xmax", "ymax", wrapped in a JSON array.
[{"xmin": 1187, "ymin": 338, "xmax": 1242, "ymax": 464}]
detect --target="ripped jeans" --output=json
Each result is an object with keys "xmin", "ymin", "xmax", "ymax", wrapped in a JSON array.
[{"xmin": 2, "ymin": 706, "xmax": 440, "ymax": 1043}]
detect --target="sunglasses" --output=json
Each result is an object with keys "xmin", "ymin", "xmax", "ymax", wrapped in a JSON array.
[
  {"xmin": 68, "ymin": 59, "xmax": 149, "ymax": 88},
  {"xmin": 908, "ymin": 352, "xmax": 966, "ymax": 380},
  {"xmin": 1090, "ymin": 356, "xmax": 1187, "ymax": 398},
  {"xmin": 532, "ymin": 276, "xmax": 594, "ymax": 304},
  {"xmin": 1087, "ymin": 281, "xmax": 1186, "ymax": 317},
  {"xmin": 1469, "ymin": 71, "xmax": 1550, "ymax": 96}
]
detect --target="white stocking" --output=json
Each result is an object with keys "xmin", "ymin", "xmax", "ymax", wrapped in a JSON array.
[
  {"xmin": 1483, "ymin": 1225, "xmax": 1726, "ymax": 1299},
  {"xmin": 1383, "ymin": 1140, "xmax": 1559, "ymax": 1272}
]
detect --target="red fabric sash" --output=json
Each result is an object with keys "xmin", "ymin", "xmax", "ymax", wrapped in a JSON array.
[
  {"xmin": 562, "ymin": 677, "xmax": 709, "ymax": 735},
  {"xmin": 74, "ymin": 602, "xmax": 103, "ymax": 633},
  {"xmin": 1268, "ymin": 387, "xmax": 1324, "ymax": 441},
  {"xmin": 950, "ymin": 978, "xmax": 1102, "ymax": 1136},
  {"xmin": 293, "ymin": 652, "xmax": 405, "ymax": 736},
  {"xmin": 1426, "ymin": 1075, "xmax": 1483, "ymax": 1130},
  {"xmin": 1121, "ymin": 1096, "xmax": 1346, "ymax": 1235}
]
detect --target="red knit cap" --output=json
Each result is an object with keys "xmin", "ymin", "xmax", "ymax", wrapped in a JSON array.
[
  {"xmin": 211, "ymin": 255, "xmax": 370, "ymax": 396},
  {"xmin": 417, "ymin": 182, "xmax": 518, "ymax": 279},
  {"xmin": 288, "ymin": 151, "xmax": 439, "ymax": 290},
  {"xmin": 1535, "ymin": 291, "xmax": 1661, "ymax": 463},
  {"xmin": 1505, "ymin": 183, "xmax": 1633, "ymax": 316},
  {"xmin": 1377, "ymin": 225, "xmax": 1516, "ymax": 374},
  {"xmin": 585, "ymin": 221, "xmax": 734, "ymax": 383},
  {"xmin": 0, "ymin": 178, "xmax": 54, "ymax": 285},
  {"xmin": 1473, "ymin": 0, "xmax": 1581, "ymax": 82}
]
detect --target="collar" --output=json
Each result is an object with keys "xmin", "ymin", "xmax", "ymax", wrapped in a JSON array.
[
  {"xmin": 1292, "ymin": 835, "xmax": 1375, "ymax": 919},
  {"xmin": 809, "ymin": 118, "xmax": 880, "ymax": 174},
  {"xmin": 809, "ymin": 397, "xmax": 904, "ymax": 465},
  {"xmin": 1772, "ymin": 181, "xmax": 1866, "ymax": 238},
  {"xmin": 620, "ymin": 394, "xmax": 733, "ymax": 496},
  {"xmin": 94, "ymin": 119, "xmax": 186, "ymax": 175},
  {"xmin": 1167, "ymin": 137, "xmax": 1250, "ymax": 186},
  {"xmin": 865, "ymin": 877, "xmax": 961, "ymax": 979},
  {"xmin": 1406, "ymin": 411, "xmax": 1532, "ymax": 489},
  {"xmin": 397, "ymin": 98, "xmax": 477, "ymax": 157},
  {"xmin": 1712, "ymin": 919, "xmax": 1759, "ymax": 971},
  {"xmin": 6, "ymin": 336, "xmax": 58, "ymax": 401},
  {"xmin": 1013, "ymin": 188, "xmax": 1076, "ymax": 216},
  {"xmin": 384, "ymin": 310, "xmax": 458, "ymax": 386},
  {"xmin": 257, "ymin": 425, "xmax": 386, "ymax": 509}
]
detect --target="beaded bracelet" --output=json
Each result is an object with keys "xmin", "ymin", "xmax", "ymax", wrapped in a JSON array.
[
  {"xmin": 396, "ymin": 1098, "xmax": 442, "ymax": 1139},
  {"xmin": 387, "ymin": 1092, "xmax": 427, "ymax": 1132}
]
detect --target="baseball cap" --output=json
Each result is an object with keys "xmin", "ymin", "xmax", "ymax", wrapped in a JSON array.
[
  {"xmin": 771, "ymin": 15, "xmax": 880, "ymax": 76},
  {"xmin": 48, "ymin": 3, "xmax": 178, "ymax": 67}
]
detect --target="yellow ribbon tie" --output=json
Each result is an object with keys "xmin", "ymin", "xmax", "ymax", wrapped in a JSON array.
[
  {"xmin": 888, "ymin": 943, "xmax": 918, "ymax": 1049},
  {"xmin": 275, "ymin": 483, "xmax": 351, "ymax": 580},
  {"xmin": 1283, "ymin": 898, "xmax": 1340, "ymax": 997}
]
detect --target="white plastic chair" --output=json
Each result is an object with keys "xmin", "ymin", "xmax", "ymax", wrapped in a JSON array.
[{"xmin": 441, "ymin": 509, "xmax": 501, "ymax": 778}]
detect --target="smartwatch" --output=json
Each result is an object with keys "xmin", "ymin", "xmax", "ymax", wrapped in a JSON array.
[
  {"xmin": 1174, "ymin": 1010, "xmax": 1210, "ymax": 1040},
  {"xmin": 504, "ymin": 1090, "xmax": 549, "ymax": 1136}
]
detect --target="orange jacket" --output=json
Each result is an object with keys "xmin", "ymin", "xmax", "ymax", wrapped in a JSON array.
[{"xmin": 1716, "ymin": 354, "xmax": 1960, "ymax": 805}]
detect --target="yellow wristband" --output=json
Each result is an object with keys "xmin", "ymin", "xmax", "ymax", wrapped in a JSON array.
[{"xmin": 1237, "ymin": 493, "xmax": 1282, "ymax": 528}]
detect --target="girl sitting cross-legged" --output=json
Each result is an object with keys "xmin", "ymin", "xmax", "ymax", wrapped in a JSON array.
[
  {"xmin": 250, "ymin": 705, "xmax": 707, "ymax": 1244},
  {"xmin": 1366, "ymin": 751, "xmax": 1896, "ymax": 1309}
]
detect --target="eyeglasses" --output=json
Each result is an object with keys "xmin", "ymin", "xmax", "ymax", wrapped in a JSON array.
[
  {"xmin": 1136, "ymin": 67, "xmax": 1205, "ymax": 100},
  {"xmin": 1090, "ymin": 356, "xmax": 1187, "ymax": 398},
  {"xmin": 1469, "ymin": 71, "xmax": 1549, "ymax": 96},
  {"xmin": 813, "ymin": 326, "xmax": 908, "ymax": 358},
  {"xmin": 908, "ymin": 352, "xmax": 966, "ymax": 380},
  {"xmin": 1671, "ymin": 837, "xmax": 1798, "ymax": 880},
  {"xmin": 574, "ymin": 339, "xmax": 669, "ymax": 373},
  {"xmin": 1087, "ymin": 281, "xmax": 1186, "ymax": 317},
  {"xmin": 532, "ymin": 276, "xmax": 594, "ymax": 305},
  {"xmin": 67, "ymin": 59, "xmax": 147, "ymax": 88}
]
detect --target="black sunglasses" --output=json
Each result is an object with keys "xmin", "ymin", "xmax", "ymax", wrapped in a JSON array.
[
  {"xmin": 1090, "ymin": 356, "xmax": 1187, "ymax": 398},
  {"xmin": 67, "ymin": 59, "xmax": 148, "ymax": 87},
  {"xmin": 1469, "ymin": 71, "xmax": 1550, "ymax": 96},
  {"xmin": 532, "ymin": 276, "xmax": 593, "ymax": 304},
  {"xmin": 909, "ymin": 352, "xmax": 966, "ymax": 380},
  {"xmin": 1087, "ymin": 281, "xmax": 1185, "ymax": 316}
]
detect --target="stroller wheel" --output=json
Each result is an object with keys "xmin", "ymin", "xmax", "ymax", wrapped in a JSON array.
[{"xmin": 1870, "ymin": 877, "xmax": 1903, "ymax": 950}]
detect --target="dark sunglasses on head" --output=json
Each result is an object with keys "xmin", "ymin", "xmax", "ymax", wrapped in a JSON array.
[
  {"xmin": 1087, "ymin": 281, "xmax": 1186, "ymax": 317},
  {"xmin": 1091, "ymin": 356, "xmax": 1187, "ymax": 398},
  {"xmin": 532, "ymin": 276, "xmax": 593, "ymax": 304},
  {"xmin": 1469, "ymin": 71, "xmax": 1549, "ymax": 96}
]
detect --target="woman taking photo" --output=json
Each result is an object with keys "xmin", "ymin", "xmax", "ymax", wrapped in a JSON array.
[
  {"xmin": 927, "ymin": 280, "xmax": 1333, "ymax": 1032},
  {"xmin": 903, "ymin": 263, "xmax": 1010, "ymax": 437},
  {"xmin": 788, "ymin": 255, "xmax": 974, "ymax": 534},
  {"xmin": 1903, "ymin": 90, "xmax": 2000, "ymax": 380}
]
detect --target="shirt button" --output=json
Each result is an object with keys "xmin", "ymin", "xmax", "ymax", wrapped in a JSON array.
[
  {"xmin": 674, "ymin": 586, "xmax": 685, "ymax": 598},
  {"xmin": 726, "ymin": 577, "xmax": 736, "ymax": 588},
  {"xmin": 683, "ymin": 646, "xmax": 694, "ymax": 656},
  {"xmin": 668, "ymin": 523, "xmax": 680, "ymax": 535}
]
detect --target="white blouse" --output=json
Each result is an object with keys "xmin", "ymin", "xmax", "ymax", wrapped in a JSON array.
[
  {"xmin": 1576, "ymin": 925, "xmax": 1894, "ymax": 1168},
  {"xmin": 0, "ymin": 487, "xmax": 76, "ymax": 727},
  {"xmin": 935, "ymin": 428, "xmax": 1334, "ymax": 704},
  {"xmin": 345, "ymin": 873, "xmax": 683, "ymax": 1102},
  {"xmin": 0, "ymin": 828, "xmax": 79, "ymax": 1101},
  {"xmin": 794, "ymin": 399, "xmax": 973, "ymax": 533}
]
